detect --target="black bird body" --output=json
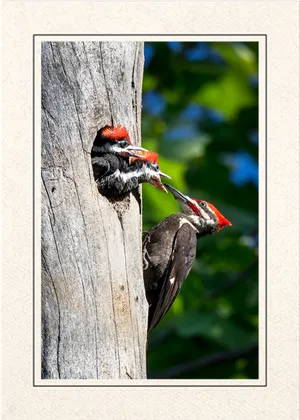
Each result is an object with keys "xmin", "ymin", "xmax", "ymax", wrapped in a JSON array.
[
  {"xmin": 92, "ymin": 153, "xmax": 128, "ymax": 179},
  {"xmin": 143, "ymin": 214, "xmax": 198, "ymax": 332},
  {"xmin": 92, "ymin": 154, "xmax": 170, "ymax": 197},
  {"xmin": 143, "ymin": 184, "xmax": 232, "ymax": 332}
]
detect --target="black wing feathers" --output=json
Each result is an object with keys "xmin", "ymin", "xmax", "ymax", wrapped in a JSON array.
[{"xmin": 148, "ymin": 223, "xmax": 197, "ymax": 332}]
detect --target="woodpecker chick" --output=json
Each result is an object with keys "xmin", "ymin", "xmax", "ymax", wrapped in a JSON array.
[
  {"xmin": 91, "ymin": 125, "xmax": 147, "ymax": 158},
  {"xmin": 91, "ymin": 127, "xmax": 171, "ymax": 197},
  {"xmin": 91, "ymin": 124, "xmax": 149, "ymax": 189},
  {"xmin": 143, "ymin": 183, "xmax": 231, "ymax": 332},
  {"xmin": 129, "ymin": 150, "xmax": 169, "ymax": 193},
  {"xmin": 96, "ymin": 154, "xmax": 171, "ymax": 197},
  {"xmin": 129, "ymin": 150, "xmax": 159, "ymax": 164}
]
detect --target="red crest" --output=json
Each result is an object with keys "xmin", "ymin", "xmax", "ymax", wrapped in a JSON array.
[
  {"xmin": 100, "ymin": 125, "xmax": 132, "ymax": 145},
  {"xmin": 206, "ymin": 201, "xmax": 232, "ymax": 230},
  {"xmin": 129, "ymin": 150, "xmax": 159, "ymax": 165}
]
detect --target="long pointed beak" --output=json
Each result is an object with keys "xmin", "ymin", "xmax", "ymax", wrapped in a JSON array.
[
  {"xmin": 120, "ymin": 145, "xmax": 149, "ymax": 158},
  {"xmin": 158, "ymin": 171, "xmax": 171, "ymax": 179},
  {"xmin": 164, "ymin": 183, "xmax": 192, "ymax": 204},
  {"xmin": 126, "ymin": 145, "xmax": 148, "ymax": 153}
]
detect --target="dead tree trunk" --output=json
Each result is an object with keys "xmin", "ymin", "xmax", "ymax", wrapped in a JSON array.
[{"xmin": 41, "ymin": 41, "xmax": 148, "ymax": 379}]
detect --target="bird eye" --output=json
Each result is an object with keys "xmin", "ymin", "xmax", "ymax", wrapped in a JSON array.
[
  {"xmin": 200, "ymin": 202, "xmax": 206, "ymax": 208},
  {"xmin": 119, "ymin": 140, "xmax": 127, "ymax": 148}
]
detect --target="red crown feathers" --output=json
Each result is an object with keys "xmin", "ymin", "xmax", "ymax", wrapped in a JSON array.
[
  {"xmin": 100, "ymin": 125, "xmax": 132, "ymax": 145},
  {"xmin": 194, "ymin": 200, "xmax": 232, "ymax": 230},
  {"xmin": 129, "ymin": 150, "xmax": 159, "ymax": 165}
]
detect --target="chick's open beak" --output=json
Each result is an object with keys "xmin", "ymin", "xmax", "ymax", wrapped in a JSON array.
[
  {"xmin": 149, "ymin": 171, "xmax": 171, "ymax": 192},
  {"xmin": 158, "ymin": 171, "xmax": 171, "ymax": 179},
  {"xmin": 149, "ymin": 176, "xmax": 168, "ymax": 193}
]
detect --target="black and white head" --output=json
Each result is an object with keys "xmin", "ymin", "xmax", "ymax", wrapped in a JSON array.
[
  {"xmin": 164, "ymin": 184, "xmax": 232, "ymax": 234},
  {"xmin": 129, "ymin": 151, "xmax": 171, "ymax": 192},
  {"xmin": 92, "ymin": 125, "xmax": 147, "ymax": 156}
]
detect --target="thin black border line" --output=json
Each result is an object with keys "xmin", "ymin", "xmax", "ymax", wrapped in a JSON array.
[
  {"xmin": 33, "ymin": 34, "xmax": 267, "ymax": 388},
  {"xmin": 264, "ymin": 33, "xmax": 268, "ymax": 388},
  {"xmin": 35, "ymin": 384, "xmax": 265, "ymax": 388},
  {"xmin": 34, "ymin": 34, "xmax": 265, "ymax": 37},
  {"xmin": 33, "ymin": 34, "xmax": 36, "ymax": 386}
]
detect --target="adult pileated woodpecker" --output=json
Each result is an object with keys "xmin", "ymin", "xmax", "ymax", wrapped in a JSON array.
[{"xmin": 143, "ymin": 183, "xmax": 232, "ymax": 332}]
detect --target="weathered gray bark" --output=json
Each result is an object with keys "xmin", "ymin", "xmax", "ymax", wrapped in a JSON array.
[{"xmin": 41, "ymin": 41, "xmax": 148, "ymax": 379}]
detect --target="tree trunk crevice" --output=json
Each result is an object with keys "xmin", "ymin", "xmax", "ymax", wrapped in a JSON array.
[{"xmin": 41, "ymin": 41, "xmax": 147, "ymax": 380}]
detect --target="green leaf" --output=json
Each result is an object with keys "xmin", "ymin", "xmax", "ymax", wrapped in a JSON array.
[
  {"xmin": 194, "ymin": 72, "xmax": 256, "ymax": 119},
  {"xmin": 174, "ymin": 311, "xmax": 257, "ymax": 349},
  {"xmin": 211, "ymin": 42, "xmax": 258, "ymax": 76}
]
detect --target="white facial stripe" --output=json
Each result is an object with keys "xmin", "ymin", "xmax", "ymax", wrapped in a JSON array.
[
  {"xmin": 179, "ymin": 217, "xmax": 199, "ymax": 232},
  {"xmin": 204, "ymin": 205, "xmax": 218, "ymax": 223},
  {"xmin": 206, "ymin": 219, "xmax": 215, "ymax": 225},
  {"xmin": 198, "ymin": 206, "xmax": 216, "ymax": 225},
  {"xmin": 144, "ymin": 166, "xmax": 159, "ymax": 179},
  {"xmin": 199, "ymin": 207, "xmax": 210, "ymax": 220},
  {"xmin": 111, "ymin": 144, "xmax": 124, "ymax": 153},
  {"xmin": 112, "ymin": 167, "xmax": 160, "ymax": 183}
]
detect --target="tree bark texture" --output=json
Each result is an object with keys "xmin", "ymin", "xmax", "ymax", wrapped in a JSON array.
[{"xmin": 41, "ymin": 41, "xmax": 147, "ymax": 379}]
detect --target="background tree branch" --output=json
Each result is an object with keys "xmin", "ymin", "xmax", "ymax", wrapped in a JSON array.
[{"xmin": 148, "ymin": 344, "xmax": 258, "ymax": 379}]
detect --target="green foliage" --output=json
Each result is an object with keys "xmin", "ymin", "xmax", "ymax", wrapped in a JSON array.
[{"xmin": 142, "ymin": 42, "xmax": 259, "ymax": 379}]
